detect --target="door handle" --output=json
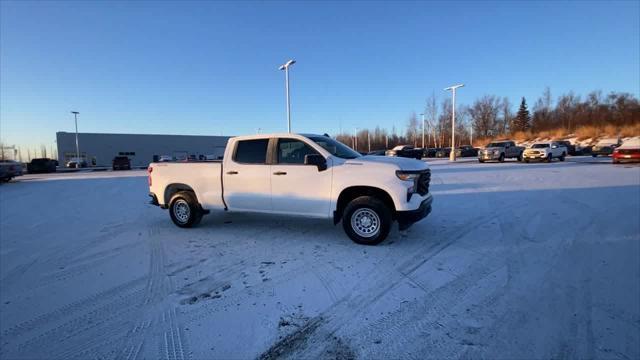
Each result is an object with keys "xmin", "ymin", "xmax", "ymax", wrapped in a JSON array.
[
  {"xmin": 273, "ymin": 171, "xmax": 287, "ymax": 175},
  {"xmin": 226, "ymin": 171, "xmax": 238, "ymax": 175}
]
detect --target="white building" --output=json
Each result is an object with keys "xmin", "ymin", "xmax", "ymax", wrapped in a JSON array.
[{"xmin": 56, "ymin": 132, "xmax": 231, "ymax": 167}]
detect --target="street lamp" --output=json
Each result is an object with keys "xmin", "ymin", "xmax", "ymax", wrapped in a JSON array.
[
  {"xmin": 444, "ymin": 84, "xmax": 464, "ymax": 161},
  {"xmin": 71, "ymin": 111, "xmax": 80, "ymax": 163},
  {"xmin": 353, "ymin": 127, "xmax": 359, "ymax": 151},
  {"xmin": 279, "ymin": 59, "xmax": 296, "ymax": 133}
]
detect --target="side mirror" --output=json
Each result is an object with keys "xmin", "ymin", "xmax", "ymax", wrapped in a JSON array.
[
  {"xmin": 304, "ymin": 154, "xmax": 327, "ymax": 171},
  {"xmin": 552, "ymin": 145, "xmax": 558, "ymax": 149}
]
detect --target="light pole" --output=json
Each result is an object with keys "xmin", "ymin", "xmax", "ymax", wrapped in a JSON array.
[
  {"xmin": 420, "ymin": 113, "xmax": 425, "ymax": 148},
  {"xmin": 354, "ymin": 127, "xmax": 359, "ymax": 151},
  {"xmin": 279, "ymin": 59, "xmax": 296, "ymax": 133},
  {"xmin": 367, "ymin": 131, "xmax": 371, "ymax": 152},
  {"xmin": 71, "ymin": 111, "xmax": 80, "ymax": 162},
  {"xmin": 444, "ymin": 84, "xmax": 464, "ymax": 161},
  {"xmin": 470, "ymin": 124, "xmax": 473, "ymax": 146}
]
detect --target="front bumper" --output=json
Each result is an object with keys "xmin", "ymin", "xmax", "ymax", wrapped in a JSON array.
[
  {"xmin": 478, "ymin": 152, "xmax": 500, "ymax": 160},
  {"xmin": 613, "ymin": 153, "xmax": 640, "ymax": 162},
  {"xmin": 523, "ymin": 152, "xmax": 548, "ymax": 160},
  {"xmin": 397, "ymin": 194, "xmax": 433, "ymax": 231}
]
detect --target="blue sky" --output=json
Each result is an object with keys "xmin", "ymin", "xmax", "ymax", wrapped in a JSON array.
[{"xmin": 1, "ymin": 0, "xmax": 638, "ymax": 149}]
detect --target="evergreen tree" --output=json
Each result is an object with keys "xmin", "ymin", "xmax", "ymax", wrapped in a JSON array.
[{"xmin": 513, "ymin": 97, "xmax": 531, "ymax": 132}]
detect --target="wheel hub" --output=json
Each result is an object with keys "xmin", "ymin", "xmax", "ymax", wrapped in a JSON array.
[
  {"xmin": 173, "ymin": 200, "xmax": 190, "ymax": 223},
  {"xmin": 351, "ymin": 208, "xmax": 380, "ymax": 238}
]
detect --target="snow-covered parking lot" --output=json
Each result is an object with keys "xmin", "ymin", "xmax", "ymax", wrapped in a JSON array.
[{"xmin": 1, "ymin": 157, "xmax": 639, "ymax": 359}]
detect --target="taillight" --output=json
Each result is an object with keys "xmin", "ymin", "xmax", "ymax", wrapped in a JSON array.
[{"xmin": 148, "ymin": 166, "xmax": 153, "ymax": 186}]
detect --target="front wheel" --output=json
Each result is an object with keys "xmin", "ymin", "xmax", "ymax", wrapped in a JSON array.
[
  {"xmin": 517, "ymin": 153, "xmax": 523, "ymax": 162},
  {"xmin": 499, "ymin": 154, "xmax": 505, "ymax": 162},
  {"xmin": 342, "ymin": 196, "xmax": 392, "ymax": 245},
  {"xmin": 169, "ymin": 191, "xmax": 203, "ymax": 228},
  {"xmin": 592, "ymin": 154, "xmax": 598, "ymax": 158}
]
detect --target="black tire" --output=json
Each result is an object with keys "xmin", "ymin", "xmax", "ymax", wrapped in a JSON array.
[
  {"xmin": 592, "ymin": 154, "xmax": 598, "ymax": 158},
  {"xmin": 525, "ymin": 159, "xmax": 530, "ymax": 163},
  {"xmin": 499, "ymin": 154, "xmax": 505, "ymax": 162},
  {"xmin": 342, "ymin": 196, "xmax": 392, "ymax": 245},
  {"xmin": 546, "ymin": 154, "xmax": 552, "ymax": 163},
  {"xmin": 517, "ymin": 153, "xmax": 523, "ymax": 162},
  {"xmin": 169, "ymin": 191, "xmax": 203, "ymax": 228},
  {"xmin": 478, "ymin": 159, "xmax": 485, "ymax": 163},
  {"xmin": 559, "ymin": 153, "xmax": 566, "ymax": 162}
]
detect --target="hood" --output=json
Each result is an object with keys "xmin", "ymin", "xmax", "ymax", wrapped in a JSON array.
[{"xmin": 344, "ymin": 155, "xmax": 428, "ymax": 171}]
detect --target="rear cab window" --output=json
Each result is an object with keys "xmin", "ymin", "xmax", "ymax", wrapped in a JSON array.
[{"xmin": 233, "ymin": 139, "xmax": 270, "ymax": 164}]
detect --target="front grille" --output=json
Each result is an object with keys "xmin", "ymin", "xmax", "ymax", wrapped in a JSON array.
[{"xmin": 417, "ymin": 169, "xmax": 431, "ymax": 195}]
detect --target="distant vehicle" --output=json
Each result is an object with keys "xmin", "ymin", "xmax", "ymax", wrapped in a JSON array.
[
  {"xmin": 66, "ymin": 157, "xmax": 88, "ymax": 168},
  {"xmin": 424, "ymin": 148, "xmax": 439, "ymax": 158},
  {"xmin": 367, "ymin": 150, "xmax": 386, "ymax": 156},
  {"xmin": 158, "ymin": 155, "xmax": 173, "ymax": 162},
  {"xmin": 27, "ymin": 158, "xmax": 57, "ymax": 173},
  {"xmin": 556, "ymin": 140, "xmax": 577, "ymax": 156},
  {"xmin": 148, "ymin": 133, "xmax": 433, "ymax": 245},
  {"xmin": 478, "ymin": 140, "xmax": 524, "ymax": 163},
  {"xmin": 0, "ymin": 160, "xmax": 24, "ymax": 182},
  {"xmin": 112, "ymin": 156, "xmax": 131, "ymax": 170},
  {"xmin": 592, "ymin": 138, "xmax": 622, "ymax": 157},
  {"xmin": 523, "ymin": 142, "xmax": 567, "ymax": 162},
  {"xmin": 613, "ymin": 138, "xmax": 640, "ymax": 164},
  {"xmin": 455, "ymin": 145, "xmax": 478, "ymax": 157},
  {"xmin": 435, "ymin": 148, "xmax": 451, "ymax": 158},
  {"xmin": 385, "ymin": 145, "xmax": 423, "ymax": 159}
]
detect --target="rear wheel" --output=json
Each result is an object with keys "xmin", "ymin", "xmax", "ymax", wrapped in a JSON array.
[
  {"xmin": 342, "ymin": 196, "xmax": 392, "ymax": 245},
  {"xmin": 559, "ymin": 152, "xmax": 566, "ymax": 161},
  {"xmin": 517, "ymin": 153, "xmax": 523, "ymax": 162},
  {"xmin": 592, "ymin": 154, "xmax": 598, "ymax": 158},
  {"xmin": 478, "ymin": 159, "xmax": 485, "ymax": 163},
  {"xmin": 499, "ymin": 154, "xmax": 505, "ymax": 162},
  {"xmin": 169, "ymin": 191, "xmax": 203, "ymax": 228},
  {"xmin": 546, "ymin": 154, "xmax": 552, "ymax": 163},
  {"xmin": 525, "ymin": 159, "xmax": 530, "ymax": 163}
]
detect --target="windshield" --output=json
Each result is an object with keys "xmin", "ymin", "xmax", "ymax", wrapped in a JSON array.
[
  {"xmin": 531, "ymin": 144, "xmax": 550, "ymax": 148},
  {"xmin": 487, "ymin": 142, "xmax": 507, "ymax": 147},
  {"xmin": 308, "ymin": 136, "xmax": 361, "ymax": 159}
]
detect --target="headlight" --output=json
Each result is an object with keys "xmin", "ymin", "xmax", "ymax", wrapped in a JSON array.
[{"xmin": 396, "ymin": 171, "xmax": 420, "ymax": 181}]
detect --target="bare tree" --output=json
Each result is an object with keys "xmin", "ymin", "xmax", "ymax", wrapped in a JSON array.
[{"xmin": 468, "ymin": 95, "xmax": 501, "ymax": 138}]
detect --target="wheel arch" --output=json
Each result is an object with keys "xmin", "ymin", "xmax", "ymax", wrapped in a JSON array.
[
  {"xmin": 164, "ymin": 183, "xmax": 197, "ymax": 205},
  {"xmin": 333, "ymin": 186, "xmax": 396, "ymax": 224}
]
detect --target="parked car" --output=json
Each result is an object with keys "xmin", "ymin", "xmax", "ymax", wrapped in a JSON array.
[
  {"xmin": 556, "ymin": 140, "xmax": 577, "ymax": 156},
  {"xmin": 613, "ymin": 138, "xmax": 640, "ymax": 164},
  {"xmin": 592, "ymin": 138, "xmax": 622, "ymax": 157},
  {"xmin": 523, "ymin": 142, "xmax": 568, "ymax": 162},
  {"xmin": 478, "ymin": 140, "xmax": 524, "ymax": 163},
  {"xmin": 385, "ymin": 145, "xmax": 423, "ymax": 159},
  {"xmin": 148, "ymin": 133, "xmax": 433, "ymax": 245},
  {"xmin": 367, "ymin": 150, "xmax": 386, "ymax": 156},
  {"xmin": 424, "ymin": 148, "xmax": 439, "ymax": 158},
  {"xmin": 455, "ymin": 145, "xmax": 478, "ymax": 157},
  {"xmin": 158, "ymin": 155, "xmax": 173, "ymax": 162},
  {"xmin": 27, "ymin": 158, "xmax": 57, "ymax": 173},
  {"xmin": 0, "ymin": 160, "xmax": 24, "ymax": 182},
  {"xmin": 112, "ymin": 156, "xmax": 131, "ymax": 170},
  {"xmin": 66, "ymin": 157, "xmax": 88, "ymax": 168},
  {"xmin": 435, "ymin": 148, "xmax": 451, "ymax": 158}
]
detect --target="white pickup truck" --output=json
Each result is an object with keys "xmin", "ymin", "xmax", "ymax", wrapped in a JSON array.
[
  {"xmin": 148, "ymin": 133, "xmax": 433, "ymax": 245},
  {"xmin": 522, "ymin": 141, "xmax": 568, "ymax": 162}
]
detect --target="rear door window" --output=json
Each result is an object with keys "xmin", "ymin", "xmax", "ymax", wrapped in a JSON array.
[{"xmin": 234, "ymin": 139, "xmax": 269, "ymax": 164}]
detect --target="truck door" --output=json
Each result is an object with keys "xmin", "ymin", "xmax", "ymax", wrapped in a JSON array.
[
  {"xmin": 223, "ymin": 138, "xmax": 272, "ymax": 212},
  {"xmin": 270, "ymin": 138, "xmax": 332, "ymax": 218}
]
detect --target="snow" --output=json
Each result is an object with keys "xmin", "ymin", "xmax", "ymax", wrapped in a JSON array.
[{"xmin": 1, "ymin": 159, "xmax": 639, "ymax": 359}]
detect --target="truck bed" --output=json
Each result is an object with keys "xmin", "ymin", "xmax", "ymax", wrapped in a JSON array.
[{"xmin": 149, "ymin": 161, "xmax": 225, "ymax": 210}]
